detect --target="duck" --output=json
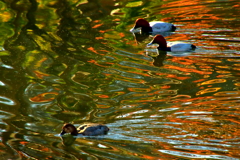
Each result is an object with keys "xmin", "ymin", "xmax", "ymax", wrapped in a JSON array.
[
  {"xmin": 130, "ymin": 18, "xmax": 176, "ymax": 33},
  {"xmin": 60, "ymin": 123, "xmax": 109, "ymax": 136},
  {"xmin": 147, "ymin": 34, "xmax": 196, "ymax": 52}
]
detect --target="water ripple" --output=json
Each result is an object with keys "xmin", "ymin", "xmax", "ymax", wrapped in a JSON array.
[
  {"xmin": 0, "ymin": 0, "xmax": 239, "ymax": 159},
  {"xmin": 159, "ymin": 150, "xmax": 239, "ymax": 160},
  {"xmin": 0, "ymin": 96, "xmax": 16, "ymax": 106}
]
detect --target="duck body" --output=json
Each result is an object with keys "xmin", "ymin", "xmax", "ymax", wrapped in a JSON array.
[
  {"xmin": 149, "ymin": 21, "xmax": 176, "ymax": 32},
  {"xmin": 130, "ymin": 18, "xmax": 176, "ymax": 33},
  {"xmin": 60, "ymin": 123, "xmax": 109, "ymax": 136},
  {"xmin": 159, "ymin": 42, "xmax": 196, "ymax": 52},
  {"xmin": 148, "ymin": 35, "xmax": 196, "ymax": 52}
]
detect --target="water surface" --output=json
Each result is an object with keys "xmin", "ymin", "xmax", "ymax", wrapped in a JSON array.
[{"xmin": 0, "ymin": 0, "xmax": 240, "ymax": 159}]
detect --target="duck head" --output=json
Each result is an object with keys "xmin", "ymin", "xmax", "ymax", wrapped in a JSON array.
[
  {"xmin": 130, "ymin": 18, "xmax": 152, "ymax": 33},
  {"xmin": 147, "ymin": 34, "xmax": 167, "ymax": 49},
  {"xmin": 60, "ymin": 123, "xmax": 78, "ymax": 136}
]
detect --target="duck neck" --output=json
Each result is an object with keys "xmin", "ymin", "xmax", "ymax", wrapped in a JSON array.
[
  {"xmin": 71, "ymin": 128, "xmax": 78, "ymax": 135},
  {"xmin": 141, "ymin": 26, "xmax": 152, "ymax": 33}
]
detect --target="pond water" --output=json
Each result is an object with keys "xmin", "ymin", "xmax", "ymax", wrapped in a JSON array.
[{"xmin": 0, "ymin": 0, "xmax": 240, "ymax": 159}]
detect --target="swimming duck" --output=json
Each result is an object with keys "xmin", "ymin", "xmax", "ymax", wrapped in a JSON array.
[
  {"xmin": 60, "ymin": 123, "xmax": 109, "ymax": 136},
  {"xmin": 130, "ymin": 18, "xmax": 176, "ymax": 33},
  {"xmin": 148, "ymin": 34, "xmax": 196, "ymax": 52}
]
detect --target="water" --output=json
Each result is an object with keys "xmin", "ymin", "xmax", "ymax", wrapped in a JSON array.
[{"xmin": 0, "ymin": 0, "xmax": 240, "ymax": 159}]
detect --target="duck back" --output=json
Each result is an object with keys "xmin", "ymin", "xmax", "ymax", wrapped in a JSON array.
[
  {"xmin": 168, "ymin": 42, "xmax": 196, "ymax": 52},
  {"xmin": 150, "ymin": 21, "xmax": 175, "ymax": 32},
  {"xmin": 77, "ymin": 123, "xmax": 109, "ymax": 136}
]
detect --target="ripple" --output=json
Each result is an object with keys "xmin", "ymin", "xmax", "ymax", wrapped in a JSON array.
[
  {"xmin": 174, "ymin": 145, "xmax": 228, "ymax": 152},
  {"xmin": 1, "ymin": 0, "xmax": 240, "ymax": 159},
  {"xmin": 0, "ymin": 81, "xmax": 6, "ymax": 86},
  {"xmin": 24, "ymin": 83, "xmax": 62, "ymax": 103},
  {"xmin": 0, "ymin": 96, "xmax": 16, "ymax": 106},
  {"xmin": 158, "ymin": 150, "xmax": 239, "ymax": 160}
]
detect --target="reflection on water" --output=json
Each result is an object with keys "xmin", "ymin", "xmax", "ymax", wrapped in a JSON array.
[{"xmin": 0, "ymin": 0, "xmax": 240, "ymax": 159}]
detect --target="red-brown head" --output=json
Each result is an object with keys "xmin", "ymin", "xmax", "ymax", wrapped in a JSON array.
[
  {"xmin": 60, "ymin": 123, "xmax": 78, "ymax": 136},
  {"xmin": 134, "ymin": 18, "xmax": 150, "ymax": 28},
  {"xmin": 148, "ymin": 34, "xmax": 167, "ymax": 48}
]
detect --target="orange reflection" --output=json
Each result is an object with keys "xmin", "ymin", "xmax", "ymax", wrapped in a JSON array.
[
  {"xmin": 19, "ymin": 141, "xmax": 28, "ymax": 145},
  {"xmin": 36, "ymin": 57, "xmax": 48, "ymax": 67},
  {"xmin": 92, "ymin": 23, "xmax": 103, "ymax": 28},
  {"xmin": 161, "ymin": 85, "xmax": 171, "ymax": 89},
  {"xmin": 171, "ymin": 57, "xmax": 197, "ymax": 65},
  {"xmin": 193, "ymin": 79, "xmax": 205, "ymax": 83},
  {"xmin": 99, "ymin": 29, "xmax": 112, "ymax": 33},
  {"xmin": 157, "ymin": 0, "xmax": 239, "ymax": 54},
  {"xmin": 128, "ymin": 88, "xmax": 151, "ymax": 92},
  {"xmin": 95, "ymin": 37, "xmax": 103, "ymax": 40},
  {"xmin": 33, "ymin": 70, "xmax": 50, "ymax": 79},
  {"xmin": 98, "ymin": 95, "xmax": 109, "ymax": 98},
  {"xmin": 87, "ymin": 47, "xmax": 98, "ymax": 54},
  {"xmin": 196, "ymin": 87, "xmax": 221, "ymax": 96},
  {"xmin": 87, "ymin": 47, "xmax": 106, "ymax": 56},
  {"xmin": 113, "ymin": 18, "xmax": 120, "ymax": 21},
  {"xmin": 171, "ymin": 96, "xmax": 212, "ymax": 104},
  {"xmin": 88, "ymin": 59, "xmax": 108, "ymax": 67},
  {"xmin": 166, "ymin": 65, "xmax": 212, "ymax": 75},
  {"xmin": 141, "ymin": 155, "xmax": 158, "ymax": 159},
  {"xmin": 166, "ymin": 74, "xmax": 190, "ymax": 80},
  {"xmin": 168, "ymin": 34, "xmax": 190, "ymax": 41},
  {"xmin": 119, "ymin": 32, "xmax": 125, "ymax": 38},
  {"xmin": 93, "ymin": 20, "xmax": 100, "ymax": 23},
  {"xmin": 200, "ymin": 79, "xmax": 226, "ymax": 85},
  {"xmin": 30, "ymin": 92, "xmax": 59, "ymax": 102}
]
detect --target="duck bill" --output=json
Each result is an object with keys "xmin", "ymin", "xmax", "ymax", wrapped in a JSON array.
[
  {"xmin": 129, "ymin": 24, "xmax": 137, "ymax": 32},
  {"xmin": 60, "ymin": 130, "xmax": 66, "ymax": 136},
  {"xmin": 147, "ymin": 42, "xmax": 154, "ymax": 46},
  {"xmin": 130, "ymin": 27, "xmax": 135, "ymax": 32},
  {"xmin": 130, "ymin": 26, "xmax": 141, "ymax": 33}
]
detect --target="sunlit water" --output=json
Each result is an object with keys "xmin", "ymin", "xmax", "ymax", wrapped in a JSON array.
[{"xmin": 0, "ymin": 0, "xmax": 240, "ymax": 159}]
